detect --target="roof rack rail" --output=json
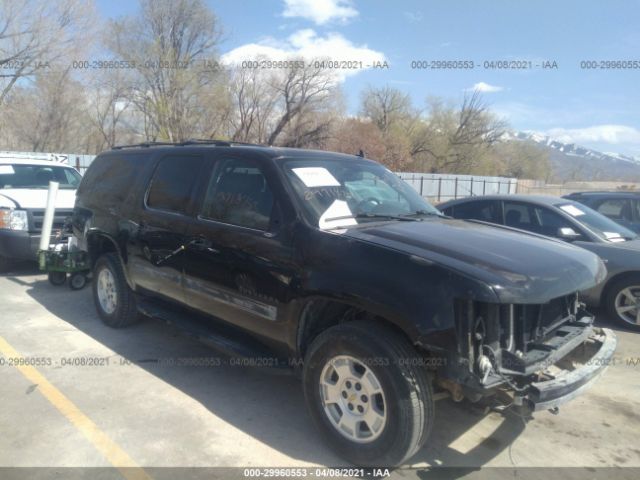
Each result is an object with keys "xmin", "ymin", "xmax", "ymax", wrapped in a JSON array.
[
  {"xmin": 181, "ymin": 138, "xmax": 268, "ymax": 147},
  {"xmin": 112, "ymin": 139, "xmax": 266, "ymax": 150},
  {"xmin": 112, "ymin": 141, "xmax": 176, "ymax": 150},
  {"xmin": 178, "ymin": 139, "xmax": 231, "ymax": 146}
]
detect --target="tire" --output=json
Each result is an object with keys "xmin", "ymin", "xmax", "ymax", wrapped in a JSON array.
[
  {"xmin": 605, "ymin": 275, "xmax": 640, "ymax": 331},
  {"xmin": 93, "ymin": 253, "xmax": 139, "ymax": 328},
  {"xmin": 303, "ymin": 320, "xmax": 434, "ymax": 467},
  {"xmin": 69, "ymin": 272, "xmax": 87, "ymax": 290},
  {"xmin": 48, "ymin": 271, "xmax": 67, "ymax": 286}
]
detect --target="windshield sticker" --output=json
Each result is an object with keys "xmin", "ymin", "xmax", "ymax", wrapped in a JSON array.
[
  {"xmin": 293, "ymin": 167, "xmax": 340, "ymax": 188},
  {"xmin": 319, "ymin": 200, "xmax": 357, "ymax": 230},
  {"xmin": 559, "ymin": 204, "xmax": 585, "ymax": 217},
  {"xmin": 0, "ymin": 165, "xmax": 15, "ymax": 174}
]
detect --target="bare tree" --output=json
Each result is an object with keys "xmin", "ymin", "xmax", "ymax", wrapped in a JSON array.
[
  {"xmin": 107, "ymin": 0, "xmax": 222, "ymax": 141},
  {"xmin": 361, "ymin": 86, "xmax": 415, "ymax": 134},
  {"xmin": 86, "ymin": 69, "xmax": 134, "ymax": 150},
  {"xmin": 328, "ymin": 118, "xmax": 386, "ymax": 160},
  {"xmin": 0, "ymin": 0, "xmax": 94, "ymax": 107},
  {"xmin": 266, "ymin": 62, "xmax": 335, "ymax": 146},
  {"xmin": 227, "ymin": 66, "xmax": 278, "ymax": 143},
  {"xmin": 3, "ymin": 68, "xmax": 90, "ymax": 152},
  {"xmin": 224, "ymin": 59, "xmax": 339, "ymax": 146},
  {"xmin": 415, "ymin": 91, "xmax": 507, "ymax": 173}
]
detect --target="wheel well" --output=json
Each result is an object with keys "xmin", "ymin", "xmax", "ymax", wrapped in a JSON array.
[
  {"xmin": 602, "ymin": 271, "xmax": 640, "ymax": 302},
  {"xmin": 297, "ymin": 299, "xmax": 412, "ymax": 357},
  {"xmin": 87, "ymin": 233, "xmax": 120, "ymax": 268}
]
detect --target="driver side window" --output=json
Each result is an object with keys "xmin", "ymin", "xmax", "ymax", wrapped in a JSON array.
[
  {"xmin": 200, "ymin": 158, "xmax": 274, "ymax": 231},
  {"xmin": 534, "ymin": 207, "xmax": 581, "ymax": 239}
]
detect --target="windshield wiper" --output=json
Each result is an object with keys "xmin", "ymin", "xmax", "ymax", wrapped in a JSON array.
[
  {"xmin": 323, "ymin": 213, "xmax": 421, "ymax": 223},
  {"xmin": 401, "ymin": 209, "xmax": 442, "ymax": 217}
]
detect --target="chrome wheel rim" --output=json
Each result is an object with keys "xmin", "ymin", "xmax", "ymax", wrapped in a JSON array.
[
  {"xmin": 97, "ymin": 268, "xmax": 117, "ymax": 314},
  {"xmin": 615, "ymin": 285, "xmax": 640, "ymax": 325},
  {"xmin": 319, "ymin": 355, "xmax": 387, "ymax": 443}
]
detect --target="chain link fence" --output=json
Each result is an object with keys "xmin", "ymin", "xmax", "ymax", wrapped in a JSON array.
[{"xmin": 396, "ymin": 172, "xmax": 517, "ymax": 204}]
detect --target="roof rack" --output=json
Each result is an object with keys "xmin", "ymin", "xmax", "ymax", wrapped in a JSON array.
[
  {"xmin": 112, "ymin": 139, "xmax": 266, "ymax": 150},
  {"xmin": 181, "ymin": 139, "xmax": 267, "ymax": 147}
]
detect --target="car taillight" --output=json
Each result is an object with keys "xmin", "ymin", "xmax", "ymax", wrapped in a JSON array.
[{"xmin": 0, "ymin": 208, "xmax": 28, "ymax": 231}]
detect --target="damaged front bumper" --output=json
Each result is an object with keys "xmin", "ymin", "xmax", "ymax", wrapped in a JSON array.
[
  {"xmin": 431, "ymin": 297, "xmax": 617, "ymax": 412},
  {"xmin": 524, "ymin": 326, "xmax": 617, "ymax": 411}
]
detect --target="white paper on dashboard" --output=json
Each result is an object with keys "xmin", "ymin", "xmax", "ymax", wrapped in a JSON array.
[
  {"xmin": 603, "ymin": 231, "xmax": 625, "ymax": 242},
  {"xmin": 559, "ymin": 204, "xmax": 585, "ymax": 216},
  {"xmin": 319, "ymin": 200, "xmax": 358, "ymax": 230},
  {"xmin": 292, "ymin": 167, "xmax": 341, "ymax": 187},
  {"xmin": 0, "ymin": 165, "xmax": 15, "ymax": 174}
]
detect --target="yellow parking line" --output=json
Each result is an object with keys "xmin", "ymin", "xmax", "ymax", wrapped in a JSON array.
[{"xmin": 0, "ymin": 336, "xmax": 152, "ymax": 480}]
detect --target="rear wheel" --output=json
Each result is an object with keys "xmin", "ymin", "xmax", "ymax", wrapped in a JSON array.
[
  {"xmin": 303, "ymin": 321, "xmax": 434, "ymax": 467},
  {"xmin": 93, "ymin": 253, "xmax": 139, "ymax": 328},
  {"xmin": 606, "ymin": 276, "xmax": 640, "ymax": 331}
]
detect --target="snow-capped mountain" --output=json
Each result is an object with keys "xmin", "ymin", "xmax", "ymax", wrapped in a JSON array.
[
  {"xmin": 503, "ymin": 131, "xmax": 640, "ymax": 181},
  {"xmin": 505, "ymin": 131, "xmax": 640, "ymax": 165}
]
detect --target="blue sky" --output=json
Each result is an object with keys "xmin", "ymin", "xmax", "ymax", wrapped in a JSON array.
[{"xmin": 97, "ymin": 0, "xmax": 640, "ymax": 156}]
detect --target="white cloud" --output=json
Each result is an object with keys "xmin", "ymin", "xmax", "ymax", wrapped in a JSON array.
[
  {"xmin": 545, "ymin": 125, "xmax": 640, "ymax": 145},
  {"xmin": 466, "ymin": 82, "xmax": 504, "ymax": 93},
  {"xmin": 282, "ymin": 0, "xmax": 358, "ymax": 25},
  {"xmin": 222, "ymin": 29, "xmax": 385, "ymax": 82}
]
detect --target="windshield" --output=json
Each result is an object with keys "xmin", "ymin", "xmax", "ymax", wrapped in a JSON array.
[
  {"xmin": 281, "ymin": 158, "xmax": 441, "ymax": 229},
  {"xmin": 0, "ymin": 164, "xmax": 81, "ymax": 190},
  {"xmin": 556, "ymin": 201, "xmax": 637, "ymax": 242}
]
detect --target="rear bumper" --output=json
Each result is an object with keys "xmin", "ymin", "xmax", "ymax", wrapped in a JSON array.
[
  {"xmin": 0, "ymin": 230, "xmax": 46, "ymax": 261},
  {"xmin": 524, "ymin": 327, "xmax": 617, "ymax": 411}
]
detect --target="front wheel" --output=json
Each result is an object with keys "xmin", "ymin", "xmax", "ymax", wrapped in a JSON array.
[
  {"xmin": 606, "ymin": 276, "xmax": 640, "ymax": 331},
  {"xmin": 303, "ymin": 321, "xmax": 434, "ymax": 467}
]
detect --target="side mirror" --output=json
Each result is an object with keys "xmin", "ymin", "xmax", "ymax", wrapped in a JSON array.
[{"xmin": 557, "ymin": 227, "xmax": 582, "ymax": 241}]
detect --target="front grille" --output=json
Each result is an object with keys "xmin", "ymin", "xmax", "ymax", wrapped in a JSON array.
[
  {"xmin": 454, "ymin": 294, "xmax": 580, "ymax": 378},
  {"xmin": 28, "ymin": 209, "xmax": 74, "ymax": 233},
  {"xmin": 513, "ymin": 293, "xmax": 578, "ymax": 350}
]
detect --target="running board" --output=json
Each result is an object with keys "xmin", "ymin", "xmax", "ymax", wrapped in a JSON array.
[{"xmin": 136, "ymin": 296, "xmax": 293, "ymax": 375}]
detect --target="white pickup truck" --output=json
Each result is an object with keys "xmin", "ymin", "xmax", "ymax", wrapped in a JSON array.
[{"xmin": 0, "ymin": 156, "xmax": 81, "ymax": 271}]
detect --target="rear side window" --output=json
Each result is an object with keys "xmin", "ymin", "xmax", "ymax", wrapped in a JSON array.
[
  {"xmin": 449, "ymin": 200, "xmax": 501, "ymax": 223},
  {"xmin": 595, "ymin": 199, "xmax": 632, "ymax": 221},
  {"xmin": 504, "ymin": 202, "xmax": 532, "ymax": 228},
  {"xmin": 147, "ymin": 155, "xmax": 204, "ymax": 214},
  {"xmin": 78, "ymin": 154, "xmax": 147, "ymax": 204}
]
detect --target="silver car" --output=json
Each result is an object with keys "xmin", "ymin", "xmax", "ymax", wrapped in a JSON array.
[{"xmin": 439, "ymin": 194, "xmax": 640, "ymax": 331}]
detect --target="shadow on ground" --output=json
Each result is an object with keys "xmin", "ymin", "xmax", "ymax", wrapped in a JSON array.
[{"xmin": 8, "ymin": 263, "xmax": 630, "ymax": 471}]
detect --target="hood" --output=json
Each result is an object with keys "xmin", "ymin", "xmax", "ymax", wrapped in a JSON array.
[
  {"xmin": 0, "ymin": 188, "xmax": 76, "ymax": 209},
  {"xmin": 606, "ymin": 238, "xmax": 640, "ymax": 251},
  {"xmin": 344, "ymin": 218, "xmax": 606, "ymax": 304}
]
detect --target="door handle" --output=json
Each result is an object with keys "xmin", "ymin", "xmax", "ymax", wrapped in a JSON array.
[{"xmin": 189, "ymin": 237, "xmax": 219, "ymax": 254}]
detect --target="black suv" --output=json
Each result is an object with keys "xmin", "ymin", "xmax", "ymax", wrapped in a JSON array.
[
  {"xmin": 73, "ymin": 141, "xmax": 616, "ymax": 466},
  {"xmin": 564, "ymin": 191, "xmax": 640, "ymax": 233}
]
